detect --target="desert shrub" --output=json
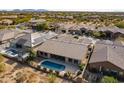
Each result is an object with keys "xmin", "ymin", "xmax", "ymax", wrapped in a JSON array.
[
  {"xmin": 101, "ymin": 76, "xmax": 118, "ymax": 83},
  {"xmin": 48, "ymin": 74, "xmax": 57, "ymax": 83},
  {"xmin": 0, "ymin": 54, "xmax": 4, "ymax": 63},
  {"xmin": 0, "ymin": 62, "xmax": 6, "ymax": 73},
  {"xmin": 115, "ymin": 21, "xmax": 124, "ymax": 28}
]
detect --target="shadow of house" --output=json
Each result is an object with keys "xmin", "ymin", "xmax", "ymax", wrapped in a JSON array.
[
  {"xmin": 104, "ymin": 30, "xmax": 114, "ymax": 40},
  {"xmin": 80, "ymin": 27, "xmax": 87, "ymax": 35}
]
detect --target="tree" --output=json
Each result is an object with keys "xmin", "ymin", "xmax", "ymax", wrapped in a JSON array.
[
  {"xmin": 78, "ymin": 63, "xmax": 85, "ymax": 71},
  {"xmin": 115, "ymin": 21, "xmax": 124, "ymax": 28},
  {"xmin": 13, "ymin": 17, "xmax": 31, "ymax": 24},
  {"xmin": 101, "ymin": 76, "xmax": 118, "ymax": 83},
  {"xmin": 35, "ymin": 23, "xmax": 48, "ymax": 31},
  {"xmin": 28, "ymin": 49, "xmax": 36, "ymax": 61}
]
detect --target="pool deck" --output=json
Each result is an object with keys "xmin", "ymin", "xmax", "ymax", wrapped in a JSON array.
[{"xmin": 39, "ymin": 59, "xmax": 80, "ymax": 74}]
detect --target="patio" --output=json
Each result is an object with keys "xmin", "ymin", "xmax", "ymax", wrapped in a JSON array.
[{"xmin": 37, "ymin": 58, "xmax": 80, "ymax": 74}]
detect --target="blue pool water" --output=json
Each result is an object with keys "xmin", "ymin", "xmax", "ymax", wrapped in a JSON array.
[
  {"xmin": 41, "ymin": 60, "xmax": 65, "ymax": 71},
  {"xmin": 6, "ymin": 49, "xmax": 18, "ymax": 56}
]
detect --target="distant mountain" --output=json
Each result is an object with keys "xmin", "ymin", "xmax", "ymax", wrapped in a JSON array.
[
  {"xmin": 0, "ymin": 9, "xmax": 48, "ymax": 12},
  {"xmin": 21, "ymin": 9, "xmax": 47, "ymax": 12},
  {"xmin": 36, "ymin": 9, "xmax": 47, "ymax": 12},
  {"xmin": 13, "ymin": 9, "xmax": 21, "ymax": 12}
]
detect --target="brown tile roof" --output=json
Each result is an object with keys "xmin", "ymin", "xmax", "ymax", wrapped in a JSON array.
[
  {"xmin": 0, "ymin": 30, "xmax": 15, "ymax": 42},
  {"xmin": 37, "ymin": 39, "xmax": 88, "ymax": 60},
  {"xmin": 89, "ymin": 43, "xmax": 124, "ymax": 70}
]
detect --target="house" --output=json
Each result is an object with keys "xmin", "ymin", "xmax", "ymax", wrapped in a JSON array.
[
  {"xmin": 0, "ymin": 15, "xmax": 17, "ymax": 19},
  {"xmin": 96, "ymin": 40, "xmax": 124, "ymax": 46},
  {"xmin": 37, "ymin": 34, "xmax": 89, "ymax": 65},
  {"xmin": 0, "ymin": 30, "xmax": 15, "ymax": 44},
  {"xmin": 97, "ymin": 26, "xmax": 124, "ymax": 39},
  {"xmin": 88, "ymin": 43, "xmax": 124, "ymax": 75},
  {"xmin": 68, "ymin": 25, "xmax": 83, "ymax": 35},
  {"xmin": 29, "ymin": 19, "xmax": 46, "ymax": 26},
  {"xmin": 0, "ymin": 19, "xmax": 13, "ymax": 25},
  {"xmin": 11, "ymin": 31, "xmax": 58, "ymax": 49},
  {"xmin": 28, "ymin": 19, "xmax": 46, "ymax": 29}
]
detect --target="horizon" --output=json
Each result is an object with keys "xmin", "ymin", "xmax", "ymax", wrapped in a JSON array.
[
  {"xmin": 1, "ymin": 9, "xmax": 124, "ymax": 12},
  {"xmin": 0, "ymin": 0, "xmax": 124, "ymax": 12}
]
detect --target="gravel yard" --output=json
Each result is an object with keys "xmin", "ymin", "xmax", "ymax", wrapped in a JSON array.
[{"xmin": 0, "ymin": 57, "xmax": 70, "ymax": 83}]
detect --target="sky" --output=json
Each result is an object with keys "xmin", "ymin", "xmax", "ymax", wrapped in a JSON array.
[{"xmin": 0, "ymin": 0, "xmax": 124, "ymax": 11}]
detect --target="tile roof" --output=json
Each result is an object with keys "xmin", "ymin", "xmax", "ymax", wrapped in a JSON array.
[
  {"xmin": 12, "ymin": 31, "xmax": 58, "ymax": 48},
  {"xmin": 0, "ymin": 30, "xmax": 15, "ymax": 41},
  {"xmin": 89, "ymin": 43, "xmax": 124, "ymax": 70},
  {"xmin": 37, "ymin": 38, "xmax": 88, "ymax": 60}
]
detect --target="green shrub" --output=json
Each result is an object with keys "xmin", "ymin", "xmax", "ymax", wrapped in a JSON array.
[
  {"xmin": 35, "ymin": 23, "xmax": 48, "ymax": 31},
  {"xmin": 78, "ymin": 64, "xmax": 85, "ymax": 71},
  {"xmin": 28, "ymin": 49, "xmax": 36, "ymax": 61},
  {"xmin": 48, "ymin": 74, "xmax": 57, "ymax": 83},
  {"xmin": 0, "ymin": 62, "xmax": 6, "ymax": 73},
  {"xmin": 101, "ymin": 76, "xmax": 118, "ymax": 83},
  {"xmin": 0, "ymin": 55, "xmax": 4, "ymax": 63},
  {"xmin": 115, "ymin": 21, "xmax": 124, "ymax": 28}
]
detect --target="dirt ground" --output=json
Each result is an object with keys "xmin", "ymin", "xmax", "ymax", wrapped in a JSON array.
[{"xmin": 0, "ymin": 57, "xmax": 70, "ymax": 83}]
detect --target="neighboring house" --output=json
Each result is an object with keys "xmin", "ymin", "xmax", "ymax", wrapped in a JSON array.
[
  {"xmin": 28, "ymin": 19, "xmax": 46, "ymax": 26},
  {"xmin": 68, "ymin": 25, "xmax": 82, "ymax": 35},
  {"xmin": 28, "ymin": 19, "xmax": 46, "ymax": 30},
  {"xmin": 0, "ymin": 19, "xmax": 13, "ymax": 25},
  {"xmin": 0, "ymin": 30, "xmax": 15, "ymax": 44},
  {"xmin": 0, "ymin": 29, "xmax": 28, "ymax": 44},
  {"xmin": 96, "ymin": 26, "xmax": 124, "ymax": 39},
  {"xmin": 37, "ymin": 34, "xmax": 89, "ymax": 65},
  {"xmin": 88, "ymin": 43, "xmax": 124, "ymax": 75},
  {"xmin": 11, "ymin": 31, "xmax": 58, "ymax": 49},
  {"xmin": 0, "ymin": 15, "xmax": 17, "ymax": 19},
  {"xmin": 96, "ymin": 40, "xmax": 124, "ymax": 46}
]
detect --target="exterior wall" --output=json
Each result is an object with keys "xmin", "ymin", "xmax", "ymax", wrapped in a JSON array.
[{"xmin": 88, "ymin": 61, "xmax": 124, "ymax": 73}]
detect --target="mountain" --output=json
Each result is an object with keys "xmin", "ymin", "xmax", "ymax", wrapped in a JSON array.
[
  {"xmin": 0, "ymin": 9, "xmax": 48, "ymax": 12},
  {"xmin": 21, "ymin": 9, "xmax": 47, "ymax": 12}
]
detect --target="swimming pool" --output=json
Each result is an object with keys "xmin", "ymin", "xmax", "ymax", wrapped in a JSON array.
[
  {"xmin": 40, "ymin": 60, "xmax": 65, "ymax": 71},
  {"xmin": 5, "ymin": 49, "xmax": 18, "ymax": 57}
]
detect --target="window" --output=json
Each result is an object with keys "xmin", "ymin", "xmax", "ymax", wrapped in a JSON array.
[
  {"xmin": 40, "ymin": 52, "xmax": 43, "ymax": 56},
  {"xmin": 68, "ymin": 58, "xmax": 72, "ymax": 62},
  {"xmin": 44, "ymin": 53, "xmax": 48, "ymax": 57}
]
